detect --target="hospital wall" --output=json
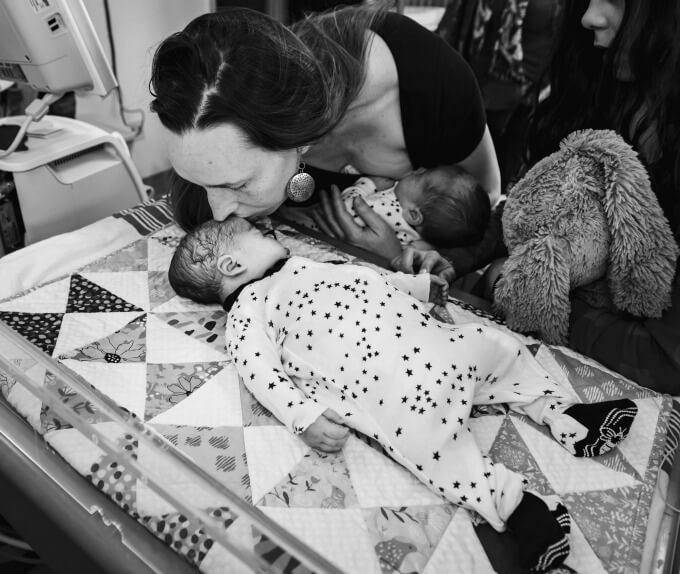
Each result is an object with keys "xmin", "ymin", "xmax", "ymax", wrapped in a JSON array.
[{"xmin": 76, "ymin": 0, "xmax": 214, "ymax": 180}]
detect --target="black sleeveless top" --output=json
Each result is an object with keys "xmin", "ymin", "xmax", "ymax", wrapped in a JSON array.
[{"xmin": 303, "ymin": 11, "xmax": 486, "ymax": 195}]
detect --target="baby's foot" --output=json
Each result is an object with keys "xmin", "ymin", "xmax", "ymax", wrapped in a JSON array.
[
  {"xmin": 507, "ymin": 491, "xmax": 571, "ymax": 571},
  {"xmin": 549, "ymin": 399, "xmax": 638, "ymax": 456}
]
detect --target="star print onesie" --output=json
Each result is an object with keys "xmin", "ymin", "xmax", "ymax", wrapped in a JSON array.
[
  {"xmin": 284, "ymin": 177, "xmax": 429, "ymax": 248},
  {"xmin": 338, "ymin": 177, "xmax": 426, "ymax": 247},
  {"xmin": 225, "ymin": 257, "xmax": 632, "ymax": 532}
]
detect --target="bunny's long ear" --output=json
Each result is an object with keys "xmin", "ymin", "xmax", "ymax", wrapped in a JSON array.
[
  {"xmin": 564, "ymin": 129, "xmax": 679, "ymax": 317},
  {"xmin": 494, "ymin": 235, "xmax": 572, "ymax": 345}
]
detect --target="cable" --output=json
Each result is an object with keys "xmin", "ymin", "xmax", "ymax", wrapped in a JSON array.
[
  {"xmin": 101, "ymin": 0, "xmax": 145, "ymax": 138},
  {"xmin": 0, "ymin": 92, "xmax": 62, "ymax": 159}
]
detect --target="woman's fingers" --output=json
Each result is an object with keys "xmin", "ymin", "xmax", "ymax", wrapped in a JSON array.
[
  {"xmin": 329, "ymin": 185, "xmax": 364, "ymax": 239},
  {"xmin": 310, "ymin": 205, "xmax": 335, "ymax": 236},
  {"xmin": 318, "ymin": 187, "xmax": 347, "ymax": 239}
]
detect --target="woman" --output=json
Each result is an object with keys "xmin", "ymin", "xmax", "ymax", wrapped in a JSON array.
[
  {"xmin": 499, "ymin": 0, "xmax": 680, "ymax": 391},
  {"xmin": 149, "ymin": 5, "xmax": 500, "ymax": 278}
]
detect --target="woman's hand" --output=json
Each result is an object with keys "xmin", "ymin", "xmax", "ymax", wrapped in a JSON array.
[
  {"xmin": 312, "ymin": 185, "xmax": 402, "ymax": 261},
  {"xmin": 392, "ymin": 246, "xmax": 457, "ymax": 285}
]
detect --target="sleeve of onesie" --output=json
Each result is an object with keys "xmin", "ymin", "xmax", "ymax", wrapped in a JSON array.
[
  {"xmin": 226, "ymin": 302, "xmax": 327, "ymax": 435},
  {"xmin": 384, "ymin": 271, "xmax": 431, "ymax": 302}
]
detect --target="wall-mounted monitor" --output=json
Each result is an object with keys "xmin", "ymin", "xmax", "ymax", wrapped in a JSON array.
[{"xmin": 0, "ymin": 0, "xmax": 116, "ymax": 96}]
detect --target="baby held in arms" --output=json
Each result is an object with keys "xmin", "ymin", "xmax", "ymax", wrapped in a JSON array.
[
  {"xmin": 287, "ymin": 165, "xmax": 491, "ymax": 251},
  {"xmin": 168, "ymin": 216, "xmax": 638, "ymax": 572}
]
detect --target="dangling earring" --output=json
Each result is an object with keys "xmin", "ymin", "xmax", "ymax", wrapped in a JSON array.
[{"xmin": 285, "ymin": 160, "xmax": 315, "ymax": 202}]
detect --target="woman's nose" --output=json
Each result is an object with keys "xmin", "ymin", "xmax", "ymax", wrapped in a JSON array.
[
  {"xmin": 581, "ymin": 1, "xmax": 606, "ymax": 30},
  {"xmin": 206, "ymin": 189, "xmax": 238, "ymax": 221}
]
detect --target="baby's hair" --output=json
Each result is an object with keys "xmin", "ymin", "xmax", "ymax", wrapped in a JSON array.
[
  {"xmin": 417, "ymin": 166, "xmax": 491, "ymax": 247},
  {"xmin": 168, "ymin": 218, "xmax": 245, "ymax": 303}
]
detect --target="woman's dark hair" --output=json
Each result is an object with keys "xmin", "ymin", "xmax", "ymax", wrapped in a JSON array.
[
  {"xmin": 527, "ymin": 0, "xmax": 680, "ymax": 232},
  {"xmin": 150, "ymin": 6, "xmax": 386, "ymax": 231}
]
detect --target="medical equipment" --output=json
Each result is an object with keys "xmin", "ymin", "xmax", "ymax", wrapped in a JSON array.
[{"xmin": 0, "ymin": 0, "xmax": 147, "ymax": 245}]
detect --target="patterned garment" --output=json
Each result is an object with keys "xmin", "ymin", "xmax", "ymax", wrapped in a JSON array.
[
  {"xmin": 285, "ymin": 177, "xmax": 424, "ymax": 247},
  {"xmin": 439, "ymin": 0, "xmax": 530, "ymax": 84},
  {"xmin": 226, "ymin": 256, "xmax": 581, "ymax": 531}
]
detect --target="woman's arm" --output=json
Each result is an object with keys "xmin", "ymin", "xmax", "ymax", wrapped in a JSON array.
[{"xmin": 456, "ymin": 125, "xmax": 502, "ymax": 208}]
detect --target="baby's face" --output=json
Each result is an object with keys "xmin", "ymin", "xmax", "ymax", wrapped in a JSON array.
[
  {"xmin": 394, "ymin": 168, "xmax": 427, "ymax": 226},
  {"xmin": 225, "ymin": 218, "xmax": 289, "ymax": 278}
]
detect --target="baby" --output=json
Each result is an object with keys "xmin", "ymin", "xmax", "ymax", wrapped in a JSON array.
[
  {"xmin": 168, "ymin": 216, "xmax": 639, "ymax": 571},
  {"xmin": 287, "ymin": 165, "xmax": 491, "ymax": 249}
]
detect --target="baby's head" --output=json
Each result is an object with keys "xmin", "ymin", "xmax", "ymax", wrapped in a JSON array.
[
  {"xmin": 169, "ymin": 216, "xmax": 288, "ymax": 304},
  {"xmin": 394, "ymin": 166, "xmax": 491, "ymax": 247}
]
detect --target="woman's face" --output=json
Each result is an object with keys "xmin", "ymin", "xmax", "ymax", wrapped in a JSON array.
[
  {"xmin": 581, "ymin": 0, "xmax": 625, "ymax": 48},
  {"xmin": 166, "ymin": 124, "xmax": 299, "ymax": 220}
]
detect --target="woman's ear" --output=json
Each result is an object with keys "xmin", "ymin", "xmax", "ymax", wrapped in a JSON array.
[
  {"xmin": 216, "ymin": 254, "xmax": 247, "ymax": 278},
  {"xmin": 298, "ymin": 145, "xmax": 311, "ymax": 156}
]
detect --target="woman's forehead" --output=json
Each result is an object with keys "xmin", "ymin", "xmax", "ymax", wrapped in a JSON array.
[{"xmin": 166, "ymin": 124, "xmax": 256, "ymax": 184}]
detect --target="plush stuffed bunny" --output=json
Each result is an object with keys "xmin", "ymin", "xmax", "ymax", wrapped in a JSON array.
[{"xmin": 495, "ymin": 129, "xmax": 679, "ymax": 345}]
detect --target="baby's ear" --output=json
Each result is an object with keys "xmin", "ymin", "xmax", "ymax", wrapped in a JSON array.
[
  {"xmin": 216, "ymin": 254, "xmax": 247, "ymax": 277},
  {"xmin": 404, "ymin": 207, "xmax": 424, "ymax": 227}
]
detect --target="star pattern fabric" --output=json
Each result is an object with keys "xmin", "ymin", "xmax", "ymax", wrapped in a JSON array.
[
  {"xmin": 226, "ymin": 256, "xmax": 575, "ymax": 530},
  {"xmin": 0, "ymin": 210, "xmax": 674, "ymax": 574}
]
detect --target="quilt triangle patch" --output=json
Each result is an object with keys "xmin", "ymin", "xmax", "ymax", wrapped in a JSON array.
[
  {"xmin": 164, "ymin": 308, "xmax": 227, "ymax": 352},
  {"xmin": 152, "ymin": 424, "xmax": 251, "ymax": 503},
  {"xmin": 343, "ymin": 435, "xmax": 441, "ymax": 508},
  {"xmin": 426, "ymin": 509, "xmax": 496, "ymax": 574},
  {"xmin": 0, "ymin": 311, "xmax": 63, "ymax": 355},
  {"xmin": 486, "ymin": 416, "xmax": 554, "ymax": 494},
  {"xmin": 40, "ymin": 371, "xmax": 111, "ymax": 433},
  {"xmin": 563, "ymin": 487, "xmax": 645, "ymax": 570},
  {"xmin": 511, "ymin": 416, "xmax": 640, "ymax": 494},
  {"xmin": 66, "ymin": 274, "xmax": 143, "ymax": 313},
  {"xmin": 550, "ymin": 347, "xmax": 658, "ymax": 401},
  {"xmin": 148, "ymin": 233, "xmax": 181, "ymax": 273},
  {"xmin": 148, "ymin": 367, "xmax": 243, "ymax": 427},
  {"xmin": 244, "ymin": 426, "xmax": 309, "ymax": 503},
  {"xmin": 148, "ymin": 270, "xmax": 177, "ymax": 310},
  {"xmin": 162, "ymin": 311, "xmax": 228, "ymax": 355},
  {"xmin": 141, "ymin": 507, "xmax": 232, "ymax": 569},
  {"xmin": 86, "ymin": 431, "xmax": 142, "ymax": 516},
  {"xmin": 260, "ymin": 449, "xmax": 358, "ymax": 509},
  {"xmin": 618, "ymin": 397, "xmax": 666, "ymax": 479},
  {"xmin": 145, "ymin": 361, "xmax": 225, "ymax": 421},
  {"xmin": 60, "ymin": 314, "xmax": 146, "ymax": 363},
  {"xmin": 82, "ymin": 240, "xmax": 147, "ymax": 272},
  {"xmin": 363, "ymin": 504, "xmax": 456, "ymax": 574},
  {"xmin": 239, "ymin": 381, "xmax": 280, "ymax": 427},
  {"xmin": 0, "ymin": 278, "xmax": 70, "ymax": 313},
  {"xmin": 256, "ymin": 507, "xmax": 376, "ymax": 574}
]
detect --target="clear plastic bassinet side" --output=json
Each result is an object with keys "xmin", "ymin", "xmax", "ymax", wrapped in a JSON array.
[{"xmin": 0, "ymin": 320, "xmax": 344, "ymax": 574}]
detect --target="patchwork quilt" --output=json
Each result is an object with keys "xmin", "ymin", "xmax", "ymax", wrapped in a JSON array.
[{"xmin": 0, "ymin": 206, "xmax": 674, "ymax": 574}]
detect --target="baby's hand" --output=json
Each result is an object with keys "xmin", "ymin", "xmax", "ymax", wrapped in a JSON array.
[
  {"xmin": 301, "ymin": 409, "xmax": 350, "ymax": 452},
  {"xmin": 429, "ymin": 274, "xmax": 449, "ymax": 306},
  {"xmin": 368, "ymin": 176, "xmax": 396, "ymax": 191}
]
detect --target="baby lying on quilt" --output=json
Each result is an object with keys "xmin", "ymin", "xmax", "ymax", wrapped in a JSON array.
[{"xmin": 168, "ymin": 216, "xmax": 639, "ymax": 572}]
